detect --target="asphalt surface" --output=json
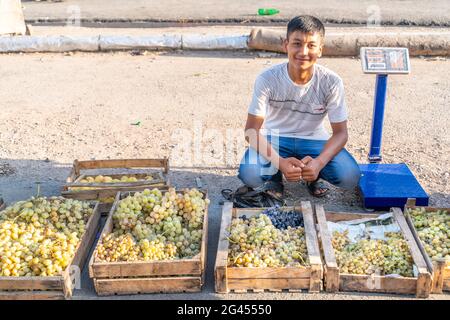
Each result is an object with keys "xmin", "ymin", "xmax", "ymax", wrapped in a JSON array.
[{"xmin": 21, "ymin": 0, "xmax": 450, "ymax": 26}]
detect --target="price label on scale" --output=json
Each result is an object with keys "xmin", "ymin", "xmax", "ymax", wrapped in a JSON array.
[{"xmin": 361, "ymin": 47, "xmax": 410, "ymax": 74}]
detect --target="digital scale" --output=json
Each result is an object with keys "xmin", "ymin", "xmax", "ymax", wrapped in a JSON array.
[{"xmin": 358, "ymin": 47, "xmax": 429, "ymax": 209}]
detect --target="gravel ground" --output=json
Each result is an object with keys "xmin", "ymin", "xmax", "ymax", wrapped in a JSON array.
[{"xmin": 0, "ymin": 51, "xmax": 448, "ymax": 299}]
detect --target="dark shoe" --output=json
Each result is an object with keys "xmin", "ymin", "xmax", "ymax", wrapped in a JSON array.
[
  {"xmin": 221, "ymin": 181, "xmax": 285, "ymax": 208},
  {"xmin": 306, "ymin": 180, "xmax": 329, "ymax": 198}
]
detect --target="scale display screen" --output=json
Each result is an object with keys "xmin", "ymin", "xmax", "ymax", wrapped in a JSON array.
[{"xmin": 361, "ymin": 47, "xmax": 410, "ymax": 74}]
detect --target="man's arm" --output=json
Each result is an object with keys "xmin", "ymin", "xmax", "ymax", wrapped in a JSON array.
[
  {"xmin": 245, "ymin": 114, "xmax": 304, "ymax": 182},
  {"xmin": 301, "ymin": 121, "xmax": 348, "ymax": 182}
]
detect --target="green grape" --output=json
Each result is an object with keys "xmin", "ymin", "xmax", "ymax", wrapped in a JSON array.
[
  {"xmin": 96, "ymin": 187, "xmax": 208, "ymax": 262},
  {"xmin": 0, "ymin": 196, "xmax": 94, "ymax": 276},
  {"xmin": 408, "ymin": 208, "xmax": 449, "ymax": 261},
  {"xmin": 332, "ymin": 230, "xmax": 414, "ymax": 277},
  {"xmin": 227, "ymin": 214, "xmax": 309, "ymax": 268}
]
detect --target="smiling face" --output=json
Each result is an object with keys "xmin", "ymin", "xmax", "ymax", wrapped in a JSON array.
[{"xmin": 284, "ymin": 31, "xmax": 323, "ymax": 72}]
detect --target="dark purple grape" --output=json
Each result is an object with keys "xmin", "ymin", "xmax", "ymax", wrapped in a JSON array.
[{"xmin": 261, "ymin": 206, "xmax": 303, "ymax": 229}]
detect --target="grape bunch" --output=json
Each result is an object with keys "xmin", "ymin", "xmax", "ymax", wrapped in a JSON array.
[
  {"xmin": 261, "ymin": 206, "xmax": 304, "ymax": 229},
  {"xmin": 95, "ymin": 187, "xmax": 209, "ymax": 262},
  {"xmin": 227, "ymin": 212, "xmax": 309, "ymax": 268},
  {"xmin": 69, "ymin": 174, "xmax": 154, "ymax": 191},
  {"xmin": 332, "ymin": 230, "xmax": 414, "ymax": 277},
  {"xmin": 96, "ymin": 234, "xmax": 141, "ymax": 262},
  {"xmin": 0, "ymin": 197, "xmax": 94, "ymax": 277},
  {"xmin": 81, "ymin": 175, "xmax": 154, "ymax": 184},
  {"xmin": 408, "ymin": 208, "xmax": 449, "ymax": 260}
]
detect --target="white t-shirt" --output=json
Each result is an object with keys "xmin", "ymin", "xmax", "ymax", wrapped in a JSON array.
[{"xmin": 248, "ymin": 62, "xmax": 348, "ymax": 140}]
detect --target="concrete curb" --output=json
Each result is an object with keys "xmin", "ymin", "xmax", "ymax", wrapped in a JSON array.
[
  {"xmin": 0, "ymin": 30, "xmax": 449, "ymax": 55},
  {"xmin": 248, "ymin": 28, "xmax": 450, "ymax": 56},
  {"xmin": 99, "ymin": 35, "xmax": 181, "ymax": 51},
  {"xmin": 0, "ymin": 34, "xmax": 248, "ymax": 52},
  {"xmin": 0, "ymin": 35, "xmax": 100, "ymax": 52},
  {"xmin": 182, "ymin": 34, "xmax": 248, "ymax": 50}
]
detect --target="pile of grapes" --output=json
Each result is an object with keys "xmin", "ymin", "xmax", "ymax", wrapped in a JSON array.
[
  {"xmin": 262, "ymin": 206, "xmax": 303, "ymax": 229},
  {"xmin": 408, "ymin": 208, "xmax": 449, "ymax": 260},
  {"xmin": 80, "ymin": 175, "xmax": 154, "ymax": 184},
  {"xmin": 227, "ymin": 208, "xmax": 309, "ymax": 268},
  {"xmin": 69, "ymin": 175, "xmax": 155, "ymax": 191},
  {"xmin": 95, "ymin": 188, "xmax": 209, "ymax": 262},
  {"xmin": 332, "ymin": 230, "xmax": 414, "ymax": 277},
  {"xmin": 0, "ymin": 197, "xmax": 94, "ymax": 277}
]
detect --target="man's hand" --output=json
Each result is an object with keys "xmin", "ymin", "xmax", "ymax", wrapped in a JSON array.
[
  {"xmin": 279, "ymin": 157, "xmax": 304, "ymax": 182},
  {"xmin": 301, "ymin": 156, "xmax": 325, "ymax": 182}
]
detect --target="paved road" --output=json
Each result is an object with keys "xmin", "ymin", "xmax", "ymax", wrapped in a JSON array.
[{"xmin": 21, "ymin": 0, "xmax": 450, "ymax": 26}]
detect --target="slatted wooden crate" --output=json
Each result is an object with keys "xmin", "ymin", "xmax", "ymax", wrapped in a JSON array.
[
  {"xmin": 215, "ymin": 201, "xmax": 323, "ymax": 293},
  {"xmin": 62, "ymin": 158, "xmax": 170, "ymax": 214},
  {"xmin": 0, "ymin": 201, "xmax": 102, "ymax": 300},
  {"xmin": 315, "ymin": 204, "xmax": 432, "ymax": 298},
  {"xmin": 404, "ymin": 198, "xmax": 450, "ymax": 294},
  {"xmin": 89, "ymin": 189, "xmax": 209, "ymax": 296}
]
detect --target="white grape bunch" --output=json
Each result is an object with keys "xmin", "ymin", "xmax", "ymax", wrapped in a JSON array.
[
  {"xmin": 96, "ymin": 187, "xmax": 209, "ymax": 262},
  {"xmin": 0, "ymin": 197, "xmax": 94, "ymax": 277},
  {"xmin": 227, "ymin": 213, "xmax": 309, "ymax": 268},
  {"xmin": 69, "ymin": 174, "xmax": 154, "ymax": 191},
  {"xmin": 408, "ymin": 208, "xmax": 449, "ymax": 260},
  {"xmin": 332, "ymin": 230, "xmax": 414, "ymax": 277}
]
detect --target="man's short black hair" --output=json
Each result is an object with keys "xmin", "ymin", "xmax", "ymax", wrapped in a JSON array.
[{"xmin": 287, "ymin": 15, "xmax": 325, "ymax": 41}]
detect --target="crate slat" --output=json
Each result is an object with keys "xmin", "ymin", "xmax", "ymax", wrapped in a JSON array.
[
  {"xmin": 0, "ymin": 277, "xmax": 62, "ymax": 290},
  {"xmin": 315, "ymin": 205, "xmax": 339, "ymax": 292},
  {"xmin": 228, "ymin": 278, "xmax": 311, "ymax": 291},
  {"xmin": 214, "ymin": 202, "xmax": 323, "ymax": 294},
  {"xmin": 73, "ymin": 158, "xmax": 169, "ymax": 172},
  {"xmin": 315, "ymin": 204, "xmax": 432, "ymax": 298},
  {"xmin": 90, "ymin": 259, "xmax": 202, "ymax": 278},
  {"xmin": 214, "ymin": 202, "xmax": 232, "ymax": 294},
  {"xmin": 227, "ymin": 267, "xmax": 311, "ymax": 279},
  {"xmin": 301, "ymin": 201, "xmax": 323, "ymax": 292},
  {"xmin": 339, "ymin": 274, "xmax": 418, "ymax": 294},
  {"xmin": 67, "ymin": 172, "xmax": 166, "ymax": 189},
  {"xmin": 94, "ymin": 277, "xmax": 202, "ymax": 296},
  {"xmin": 0, "ymin": 291, "xmax": 65, "ymax": 300}
]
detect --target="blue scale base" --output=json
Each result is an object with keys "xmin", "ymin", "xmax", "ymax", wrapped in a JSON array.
[{"xmin": 358, "ymin": 163, "xmax": 429, "ymax": 209}]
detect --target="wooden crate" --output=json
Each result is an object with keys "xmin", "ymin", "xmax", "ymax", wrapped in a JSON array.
[
  {"xmin": 62, "ymin": 158, "xmax": 170, "ymax": 214},
  {"xmin": 404, "ymin": 199, "xmax": 450, "ymax": 294},
  {"xmin": 315, "ymin": 204, "xmax": 432, "ymax": 298},
  {"xmin": 0, "ymin": 200, "xmax": 102, "ymax": 300},
  {"xmin": 215, "ymin": 201, "xmax": 323, "ymax": 293},
  {"xmin": 89, "ymin": 189, "xmax": 209, "ymax": 296}
]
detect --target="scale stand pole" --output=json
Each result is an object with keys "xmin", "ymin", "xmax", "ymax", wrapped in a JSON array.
[{"xmin": 368, "ymin": 74, "xmax": 388, "ymax": 163}]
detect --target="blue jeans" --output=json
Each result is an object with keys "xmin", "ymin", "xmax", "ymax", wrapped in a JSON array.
[{"xmin": 238, "ymin": 136, "xmax": 361, "ymax": 190}]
